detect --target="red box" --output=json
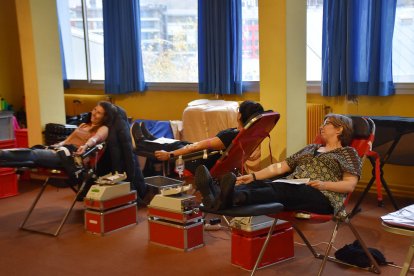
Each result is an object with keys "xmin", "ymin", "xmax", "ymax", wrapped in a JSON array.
[
  {"xmin": 0, "ymin": 168, "xmax": 18, "ymax": 198},
  {"xmin": 148, "ymin": 218, "xmax": 204, "ymax": 251},
  {"xmin": 84, "ymin": 203, "xmax": 137, "ymax": 235},
  {"xmin": 148, "ymin": 206, "xmax": 202, "ymax": 223},
  {"xmin": 231, "ymin": 222, "xmax": 294, "ymax": 270},
  {"xmin": 84, "ymin": 191, "xmax": 137, "ymax": 211},
  {"xmin": 0, "ymin": 139, "xmax": 16, "ymax": 149},
  {"xmin": 15, "ymin": 129, "xmax": 28, "ymax": 148}
]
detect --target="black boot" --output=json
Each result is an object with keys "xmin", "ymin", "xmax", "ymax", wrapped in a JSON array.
[
  {"xmin": 140, "ymin": 122, "xmax": 157, "ymax": 140},
  {"xmin": 130, "ymin": 122, "xmax": 146, "ymax": 150},
  {"xmin": 213, "ymin": 172, "xmax": 236, "ymax": 210},
  {"xmin": 194, "ymin": 165, "xmax": 216, "ymax": 209}
]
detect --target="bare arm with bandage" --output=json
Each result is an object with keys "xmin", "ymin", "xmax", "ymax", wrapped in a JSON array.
[
  {"xmin": 154, "ymin": 137, "xmax": 225, "ymax": 161},
  {"xmin": 235, "ymin": 161, "xmax": 291, "ymax": 185}
]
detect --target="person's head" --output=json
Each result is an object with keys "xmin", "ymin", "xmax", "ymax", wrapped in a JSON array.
[
  {"xmin": 90, "ymin": 101, "xmax": 115, "ymax": 128},
  {"xmin": 238, "ymin": 101, "xmax": 264, "ymax": 126},
  {"xmin": 320, "ymin": 114, "xmax": 353, "ymax": 146}
]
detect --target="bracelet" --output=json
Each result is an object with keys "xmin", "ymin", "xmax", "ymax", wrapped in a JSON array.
[{"xmin": 251, "ymin": 173, "xmax": 257, "ymax": 181}]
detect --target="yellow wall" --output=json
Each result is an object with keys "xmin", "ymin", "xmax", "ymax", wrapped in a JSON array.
[
  {"xmin": 308, "ymin": 94, "xmax": 414, "ymax": 198},
  {"xmin": 0, "ymin": 0, "xmax": 24, "ymax": 111},
  {"xmin": 64, "ymin": 90, "xmax": 260, "ymax": 120}
]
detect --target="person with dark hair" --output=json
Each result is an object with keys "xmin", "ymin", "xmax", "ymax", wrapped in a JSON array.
[
  {"xmin": 131, "ymin": 100, "xmax": 265, "ymax": 173},
  {"xmin": 0, "ymin": 101, "xmax": 115, "ymax": 176},
  {"xmin": 195, "ymin": 113, "xmax": 362, "ymax": 215}
]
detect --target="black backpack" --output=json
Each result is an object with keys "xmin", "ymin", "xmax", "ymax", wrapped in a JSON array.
[{"xmin": 334, "ymin": 240, "xmax": 390, "ymax": 268}]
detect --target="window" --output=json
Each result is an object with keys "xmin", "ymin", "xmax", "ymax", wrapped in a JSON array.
[
  {"xmin": 393, "ymin": 0, "xmax": 414, "ymax": 83},
  {"xmin": 139, "ymin": 0, "xmax": 198, "ymax": 82},
  {"xmin": 306, "ymin": 0, "xmax": 414, "ymax": 84},
  {"xmin": 58, "ymin": 0, "xmax": 104, "ymax": 81},
  {"xmin": 306, "ymin": 0, "xmax": 323, "ymax": 82},
  {"xmin": 58, "ymin": 0, "xmax": 260, "ymax": 87},
  {"xmin": 242, "ymin": 0, "xmax": 260, "ymax": 81}
]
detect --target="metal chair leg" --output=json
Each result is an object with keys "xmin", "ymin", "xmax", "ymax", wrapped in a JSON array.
[
  {"xmin": 317, "ymin": 222, "xmax": 340, "ymax": 276},
  {"xmin": 250, "ymin": 218, "xmax": 278, "ymax": 276},
  {"xmin": 20, "ymin": 172, "xmax": 92, "ymax": 236},
  {"xmin": 346, "ymin": 219, "xmax": 381, "ymax": 274},
  {"xmin": 20, "ymin": 177, "xmax": 51, "ymax": 231},
  {"xmin": 400, "ymin": 238, "xmax": 414, "ymax": 276}
]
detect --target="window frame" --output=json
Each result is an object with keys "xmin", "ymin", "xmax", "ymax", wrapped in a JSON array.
[{"xmin": 67, "ymin": 80, "xmax": 260, "ymax": 93}]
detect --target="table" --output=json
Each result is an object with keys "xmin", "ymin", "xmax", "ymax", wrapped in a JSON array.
[
  {"xmin": 382, "ymin": 222, "xmax": 414, "ymax": 276},
  {"xmin": 352, "ymin": 116, "xmax": 414, "ymax": 214}
]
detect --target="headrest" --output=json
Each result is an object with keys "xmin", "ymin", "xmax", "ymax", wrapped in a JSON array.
[{"xmin": 349, "ymin": 116, "xmax": 371, "ymax": 138}]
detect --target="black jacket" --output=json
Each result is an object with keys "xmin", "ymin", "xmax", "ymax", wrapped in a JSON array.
[{"xmin": 97, "ymin": 105, "xmax": 147, "ymax": 199}]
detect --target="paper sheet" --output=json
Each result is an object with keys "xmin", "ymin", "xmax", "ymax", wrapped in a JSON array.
[
  {"xmin": 145, "ymin": 137, "xmax": 179, "ymax": 144},
  {"xmin": 381, "ymin": 204, "xmax": 414, "ymax": 229},
  {"xmin": 272, "ymin": 178, "xmax": 310, "ymax": 185}
]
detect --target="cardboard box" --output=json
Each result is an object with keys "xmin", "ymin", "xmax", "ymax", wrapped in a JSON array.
[{"xmin": 231, "ymin": 221, "xmax": 294, "ymax": 270}]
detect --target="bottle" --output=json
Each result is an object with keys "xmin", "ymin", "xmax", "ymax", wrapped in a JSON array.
[{"xmin": 175, "ymin": 155, "xmax": 185, "ymax": 178}]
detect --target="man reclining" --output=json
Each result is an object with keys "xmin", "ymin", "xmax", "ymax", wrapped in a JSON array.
[{"xmin": 131, "ymin": 100, "xmax": 265, "ymax": 174}]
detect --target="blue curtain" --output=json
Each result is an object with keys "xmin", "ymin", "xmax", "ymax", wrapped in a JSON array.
[
  {"xmin": 58, "ymin": 25, "xmax": 69, "ymax": 89},
  {"xmin": 322, "ymin": 0, "xmax": 397, "ymax": 97},
  {"xmin": 56, "ymin": 1, "xmax": 70, "ymax": 89},
  {"xmin": 103, "ymin": 0, "xmax": 146, "ymax": 94},
  {"xmin": 198, "ymin": 0, "xmax": 242, "ymax": 95}
]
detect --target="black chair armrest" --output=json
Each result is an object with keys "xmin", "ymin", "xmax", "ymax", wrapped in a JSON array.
[
  {"xmin": 200, "ymin": 202, "xmax": 284, "ymax": 217},
  {"xmin": 81, "ymin": 143, "xmax": 105, "ymax": 159}
]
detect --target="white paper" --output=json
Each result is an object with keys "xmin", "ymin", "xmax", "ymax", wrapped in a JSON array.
[
  {"xmin": 272, "ymin": 178, "xmax": 310, "ymax": 185},
  {"xmin": 381, "ymin": 204, "xmax": 414, "ymax": 229},
  {"xmin": 145, "ymin": 137, "xmax": 179, "ymax": 144}
]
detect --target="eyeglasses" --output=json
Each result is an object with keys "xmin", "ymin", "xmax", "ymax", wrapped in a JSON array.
[{"xmin": 321, "ymin": 120, "xmax": 340, "ymax": 127}]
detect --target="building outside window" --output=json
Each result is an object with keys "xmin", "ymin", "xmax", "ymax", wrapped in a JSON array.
[
  {"xmin": 58, "ymin": 0, "xmax": 260, "ymax": 86},
  {"xmin": 306, "ymin": 0, "xmax": 414, "ymax": 84}
]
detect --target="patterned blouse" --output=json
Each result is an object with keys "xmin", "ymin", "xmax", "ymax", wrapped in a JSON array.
[{"xmin": 285, "ymin": 144, "xmax": 362, "ymax": 214}]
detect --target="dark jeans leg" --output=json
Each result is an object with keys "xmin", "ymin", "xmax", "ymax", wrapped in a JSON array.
[{"xmin": 234, "ymin": 180, "xmax": 333, "ymax": 214}]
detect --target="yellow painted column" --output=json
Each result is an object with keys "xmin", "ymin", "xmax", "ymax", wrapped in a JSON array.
[
  {"xmin": 15, "ymin": 0, "xmax": 65, "ymax": 146},
  {"xmin": 259, "ymin": 0, "xmax": 307, "ymax": 162}
]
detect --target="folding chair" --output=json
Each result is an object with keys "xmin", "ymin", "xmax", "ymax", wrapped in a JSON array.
[
  {"xmin": 19, "ymin": 143, "xmax": 105, "ymax": 236},
  {"xmin": 201, "ymin": 116, "xmax": 380, "ymax": 276},
  {"xmin": 270, "ymin": 116, "xmax": 381, "ymax": 275}
]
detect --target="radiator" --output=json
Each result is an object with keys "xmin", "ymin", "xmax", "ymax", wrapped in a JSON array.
[{"xmin": 307, "ymin": 103, "xmax": 326, "ymax": 144}]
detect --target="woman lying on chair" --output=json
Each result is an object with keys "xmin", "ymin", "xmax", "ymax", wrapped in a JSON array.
[
  {"xmin": 195, "ymin": 113, "xmax": 362, "ymax": 215},
  {"xmin": 0, "ymin": 101, "xmax": 114, "ymax": 179},
  {"xmin": 132, "ymin": 100, "xmax": 264, "ymax": 172}
]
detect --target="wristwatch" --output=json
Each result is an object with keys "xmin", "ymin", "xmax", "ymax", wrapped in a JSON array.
[{"xmin": 169, "ymin": 153, "xmax": 175, "ymax": 159}]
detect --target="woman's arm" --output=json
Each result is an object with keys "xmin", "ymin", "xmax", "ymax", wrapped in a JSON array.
[
  {"xmin": 76, "ymin": 125, "xmax": 109, "ymax": 155},
  {"xmin": 154, "ymin": 137, "xmax": 225, "ymax": 161},
  {"xmin": 236, "ymin": 161, "xmax": 292, "ymax": 185},
  {"xmin": 307, "ymin": 172, "xmax": 358, "ymax": 193}
]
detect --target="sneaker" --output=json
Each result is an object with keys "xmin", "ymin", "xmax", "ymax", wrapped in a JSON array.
[
  {"xmin": 213, "ymin": 172, "xmax": 236, "ymax": 210},
  {"xmin": 140, "ymin": 122, "xmax": 157, "ymax": 141},
  {"xmin": 130, "ymin": 122, "xmax": 146, "ymax": 150},
  {"xmin": 194, "ymin": 165, "xmax": 216, "ymax": 209}
]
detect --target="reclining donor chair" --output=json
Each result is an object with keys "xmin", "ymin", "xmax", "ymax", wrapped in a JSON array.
[
  {"xmin": 1, "ymin": 143, "xmax": 105, "ymax": 237},
  {"xmin": 179, "ymin": 111, "xmax": 281, "ymax": 178},
  {"xmin": 13, "ymin": 104, "xmax": 145, "ymax": 236},
  {"xmin": 201, "ymin": 116, "xmax": 379, "ymax": 276}
]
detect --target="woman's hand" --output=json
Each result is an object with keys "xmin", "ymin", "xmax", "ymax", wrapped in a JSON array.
[
  {"xmin": 236, "ymin": 174, "xmax": 254, "ymax": 185},
  {"xmin": 307, "ymin": 180, "xmax": 326, "ymax": 191},
  {"xmin": 154, "ymin": 150, "xmax": 170, "ymax": 161},
  {"xmin": 75, "ymin": 145, "xmax": 88, "ymax": 155}
]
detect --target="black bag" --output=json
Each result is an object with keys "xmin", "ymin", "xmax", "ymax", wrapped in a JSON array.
[{"xmin": 334, "ymin": 240, "xmax": 389, "ymax": 268}]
